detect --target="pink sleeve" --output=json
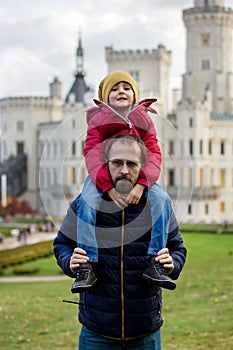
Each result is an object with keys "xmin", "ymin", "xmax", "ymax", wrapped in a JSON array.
[
  {"xmin": 136, "ymin": 119, "xmax": 162, "ymax": 188},
  {"xmin": 84, "ymin": 122, "xmax": 113, "ymax": 193}
]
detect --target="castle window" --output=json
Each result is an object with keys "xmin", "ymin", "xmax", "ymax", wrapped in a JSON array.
[
  {"xmin": 208, "ymin": 140, "xmax": 212, "ymax": 155},
  {"xmin": 220, "ymin": 140, "xmax": 225, "ymax": 155},
  {"xmin": 189, "ymin": 168, "xmax": 193, "ymax": 187},
  {"xmin": 220, "ymin": 169, "xmax": 225, "ymax": 188},
  {"xmin": 17, "ymin": 120, "xmax": 24, "ymax": 132},
  {"xmin": 188, "ymin": 204, "xmax": 192, "ymax": 215},
  {"xmin": 205, "ymin": 204, "xmax": 209, "ymax": 215},
  {"xmin": 168, "ymin": 169, "xmax": 175, "ymax": 186},
  {"xmin": 72, "ymin": 141, "xmax": 76, "ymax": 156},
  {"xmin": 199, "ymin": 140, "xmax": 203, "ymax": 154},
  {"xmin": 220, "ymin": 201, "xmax": 225, "ymax": 212},
  {"xmin": 189, "ymin": 118, "xmax": 193, "ymax": 127},
  {"xmin": 199, "ymin": 168, "xmax": 203, "ymax": 187},
  {"xmin": 202, "ymin": 59, "xmax": 210, "ymax": 70},
  {"xmin": 71, "ymin": 167, "xmax": 76, "ymax": 184},
  {"xmin": 168, "ymin": 140, "xmax": 174, "ymax": 155},
  {"xmin": 201, "ymin": 33, "xmax": 210, "ymax": 47},
  {"xmin": 47, "ymin": 168, "xmax": 51, "ymax": 186},
  {"xmin": 81, "ymin": 140, "xmax": 85, "ymax": 154},
  {"xmin": 189, "ymin": 139, "xmax": 193, "ymax": 155},
  {"xmin": 53, "ymin": 168, "xmax": 58, "ymax": 185},
  {"xmin": 16, "ymin": 141, "xmax": 24, "ymax": 155}
]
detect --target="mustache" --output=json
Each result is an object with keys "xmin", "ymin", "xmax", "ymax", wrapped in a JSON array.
[
  {"xmin": 115, "ymin": 175, "xmax": 131, "ymax": 182},
  {"xmin": 115, "ymin": 177, "xmax": 133, "ymax": 195}
]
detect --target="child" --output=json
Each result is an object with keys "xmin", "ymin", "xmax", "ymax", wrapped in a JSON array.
[{"xmin": 71, "ymin": 71, "xmax": 175, "ymax": 293}]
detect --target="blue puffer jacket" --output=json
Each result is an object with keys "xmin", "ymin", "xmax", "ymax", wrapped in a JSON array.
[{"xmin": 54, "ymin": 192, "xmax": 187, "ymax": 340}]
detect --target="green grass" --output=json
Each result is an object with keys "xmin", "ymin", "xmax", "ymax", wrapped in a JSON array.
[
  {"xmin": 0, "ymin": 280, "xmax": 80, "ymax": 349},
  {"xmin": 0, "ymin": 233, "xmax": 233, "ymax": 349},
  {"xmin": 162, "ymin": 233, "xmax": 233, "ymax": 349}
]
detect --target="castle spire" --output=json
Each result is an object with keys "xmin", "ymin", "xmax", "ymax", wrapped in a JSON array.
[{"xmin": 76, "ymin": 32, "xmax": 84, "ymax": 76}]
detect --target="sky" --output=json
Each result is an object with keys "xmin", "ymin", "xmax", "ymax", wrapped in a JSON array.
[{"xmin": 0, "ymin": 0, "xmax": 232, "ymax": 99}]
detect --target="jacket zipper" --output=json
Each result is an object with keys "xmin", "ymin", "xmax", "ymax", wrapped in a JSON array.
[
  {"xmin": 121, "ymin": 209, "xmax": 125, "ymax": 340},
  {"xmin": 93, "ymin": 99, "xmax": 148, "ymax": 130}
]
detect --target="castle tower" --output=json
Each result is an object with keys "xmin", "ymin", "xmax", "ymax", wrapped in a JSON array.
[
  {"xmin": 182, "ymin": 0, "xmax": 233, "ymax": 114},
  {"xmin": 105, "ymin": 45, "xmax": 171, "ymax": 117},
  {"xmin": 65, "ymin": 33, "xmax": 90, "ymax": 104}
]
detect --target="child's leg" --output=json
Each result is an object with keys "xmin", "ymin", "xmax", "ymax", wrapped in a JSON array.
[
  {"xmin": 147, "ymin": 183, "xmax": 172, "ymax": 256},
  {"xmin": 143, "ymin": 184, "xmax": 176, "ymax": 290},
  {"xmin": 77, "ymin": 176, "xmax": 102, "ymax": 263}
]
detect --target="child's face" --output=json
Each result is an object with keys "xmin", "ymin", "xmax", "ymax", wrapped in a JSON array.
[{"xmin": 108, "ymin": 82, "xmax": 134, "ymax": 110}]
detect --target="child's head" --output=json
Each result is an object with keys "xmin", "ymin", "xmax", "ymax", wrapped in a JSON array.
[{"xmin": 98, "ymin": 71, "xmax": 138, "ymax": 104}]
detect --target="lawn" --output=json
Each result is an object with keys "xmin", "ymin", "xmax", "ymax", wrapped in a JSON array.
[
  {"xmin": 162, "ymin": 233, "xmax": 233, "ymax": 350},
  {"xmin": 0, "ymin": 233, "xmax": 232, "ymax": 349}
]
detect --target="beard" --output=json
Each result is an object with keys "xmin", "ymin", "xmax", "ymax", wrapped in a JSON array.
[{"xmin": 115, "ymin": 178, "xmax": 133, "ymax": 195}]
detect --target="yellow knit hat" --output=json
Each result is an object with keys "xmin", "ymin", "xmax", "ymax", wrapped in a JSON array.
[{"xmin": 98, "ymin": 71, "xmax": 138, "ymax": 104}]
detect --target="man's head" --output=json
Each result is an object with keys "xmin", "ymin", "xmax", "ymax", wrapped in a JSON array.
[
  {"xmin": 105, "ymin": 135, "xmax": 146, "ymax": 194},
  {"xmin": 98, "ymin": 71, "xmax": 138, "ymax": 104}
]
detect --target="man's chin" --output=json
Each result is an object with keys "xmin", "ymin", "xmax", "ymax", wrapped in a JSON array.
[{"xmin": 115, "ymin": 179, "xmax": 133, "ymax": 195}]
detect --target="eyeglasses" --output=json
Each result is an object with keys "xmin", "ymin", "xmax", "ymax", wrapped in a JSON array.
[{"xmin": 107, "ymin": 159, "xmax": 141, "ymax": 169}]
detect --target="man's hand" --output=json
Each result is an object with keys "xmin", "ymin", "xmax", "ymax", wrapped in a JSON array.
[
  {"xmin": 155, "ymin": 248, "xmax": 174, "ymax": 275},
  {"xmin": 70, "ymin": 247, "xmax": 89, "ymax": 273}
]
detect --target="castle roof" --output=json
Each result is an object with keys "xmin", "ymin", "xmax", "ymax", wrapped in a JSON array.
[
  {"xmin": 211, "ymin": 113, "xmax": 233, "ymax": 120},
  {"xmin": 65, "ymin": 72, "xmax": 89, "ymax": 103},
  {"xmin": 65, "ymin": 33, "xmax": 90, "ymax": 104}
]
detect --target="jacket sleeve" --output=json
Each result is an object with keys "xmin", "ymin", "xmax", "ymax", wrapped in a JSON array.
[
  {"xmin": 166, "ymin": 210, "xmax": 187, "ymax": 280},
  {"xmin": 53, "ymin": 200, "xmax": 78, "ymax": 278},
  {"xmin": 84, "ymin": 119, "xmax": 113, "ymax": 193},
  {"xmin": 136, "ymin": 117, "xmax": 162, "ymax": 188}
]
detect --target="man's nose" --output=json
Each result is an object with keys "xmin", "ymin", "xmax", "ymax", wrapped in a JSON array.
[{"xmin": 120, "ymin": 163, "xmax": 129, "ymax": 174}]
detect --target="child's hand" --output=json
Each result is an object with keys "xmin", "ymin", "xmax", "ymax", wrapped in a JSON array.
[{"xmin": 125, "ymin": 184, "xmax": 145, "ymax": 204}]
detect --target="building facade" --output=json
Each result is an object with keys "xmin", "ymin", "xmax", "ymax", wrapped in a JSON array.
[
  {"xmin": 1, "ymin": 0, "xmax": 233, "ymax": 224},
  {"xmin": 165, "ymin": 0, "xmax": 233, "ymax": 223},
  {"xmin": 0, "ymin": 81, "xmax": 63, "ymax": 209}
]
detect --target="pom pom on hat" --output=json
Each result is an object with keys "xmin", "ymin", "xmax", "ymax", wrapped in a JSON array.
[{"xmin": 98, "ymin": 71, "xmax": 138, "ymax": 104}]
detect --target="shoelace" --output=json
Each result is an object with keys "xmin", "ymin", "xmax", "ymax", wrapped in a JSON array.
[
  {"xmin": 154, "ymin": 261, "xmax": 168, "ymax": 276},
  {"xmin": 77, "ymin": 268, "xmax": 90, "ymax": 281}
]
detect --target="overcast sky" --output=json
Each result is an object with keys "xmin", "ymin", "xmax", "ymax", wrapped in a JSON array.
[{"xmin": 0, "ymin": 0, "xmax": 232, "ymax": 99}]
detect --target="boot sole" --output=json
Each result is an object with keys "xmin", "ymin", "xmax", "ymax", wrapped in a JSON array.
[
  {"xmin": 71, "ymin": 278, "xmax": 97, "ymax": 294},
  {"xmin": 142, "ymin": 274, "xmax": 176, "ymax": 290}
]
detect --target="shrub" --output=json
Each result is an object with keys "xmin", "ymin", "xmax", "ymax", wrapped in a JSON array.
[
  {"xmin": 0, "ymin": 240, "xmax": 53, "ymax": 268},
  {"xmin": 13, "ymin": 267, "xmax": 40, "ymax": 275}
]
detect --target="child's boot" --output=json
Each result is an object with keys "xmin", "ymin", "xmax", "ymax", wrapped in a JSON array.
[
  {"xmin": 71, "ymin": 262, "xmax": 97, "ymax": 293},
  {"xmin": 143, "ymin": 256, "xmax": 176, "ymax": 290}
]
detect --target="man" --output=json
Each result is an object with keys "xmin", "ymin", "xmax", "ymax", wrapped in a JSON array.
[{"xmin": 54, "ymin": 135, "xmax": 187, "ymax": 350}]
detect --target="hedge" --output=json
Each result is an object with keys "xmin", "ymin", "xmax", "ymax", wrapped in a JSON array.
[{"xmin": 0, "ymin": 240, "xmax": 53, "ymax": 268}]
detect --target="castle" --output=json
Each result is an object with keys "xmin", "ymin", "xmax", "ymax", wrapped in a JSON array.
[{"xmin": 0, "ymin": 0, "xmax": 232, "ymax": 224}]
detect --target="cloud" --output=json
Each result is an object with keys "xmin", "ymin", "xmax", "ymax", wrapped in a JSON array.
[{"xmin": 0, "ymin": 0, "xmax": 232, "ymax": 98}]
